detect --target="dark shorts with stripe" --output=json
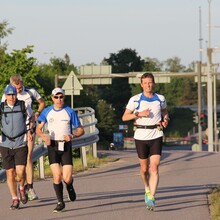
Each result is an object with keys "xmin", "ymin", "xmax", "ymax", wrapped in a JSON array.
[
  {"xmin": 135, "ymin": 137, "xmax": 163, "ymax": 159},
  {"xmin": 0, "ymin": 146, "xmax": 28, "ymax": 169},
  {"xmin": 47, "ymin": 141, "xmax": 73, "ymax": 166}
]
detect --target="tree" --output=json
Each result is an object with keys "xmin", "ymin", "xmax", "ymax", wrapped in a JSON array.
[
  {"xmin": 143, "ymin": 57, "xmax": 162, "ymax": 72},
  {"xmin": 74, "ymin": 86, "xmax": 99, "ymax": 109},
  {"xmin": 0, "ymin": 20, "xmax": 14, "ymax": 46},
  {"xmin": 0, "ymin": 45, "xmax": 47, "ymax": 109},
  {"xmin": 161, "ymin": 57, "xmax": 197, "ymax": 107},
  {"xmin": 95, "ymin": 99, "xmax": 117, "ymax": 146},
  {"xmin": 37, "ymin": 54, "xmax": 78, "ymax": 97},
  {"xmin": 163, "ymin": 56, "xmax": 186, "ymax": 72},
  {"xmin": 102, "ymin": 48, "xmax": 145, "ymax": 124},
  {"xmin": 0, "ymin": 20, "xmax": 14, "ymax": 65},
  {"xmin": 49, "ymin": 54, "xmax": 76, "ymax": 75}
]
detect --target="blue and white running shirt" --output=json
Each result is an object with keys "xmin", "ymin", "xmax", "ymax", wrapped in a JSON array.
[
  {"xmin": 126, "ymin": 92, "xmax": 167, "ymax": 140},
  {"xmin": 38, "ymin": 104, "xmax": 81, "ymax": 141}
]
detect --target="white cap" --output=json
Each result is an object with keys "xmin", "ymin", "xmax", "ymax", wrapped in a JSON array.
[{"xmin": 51, "ymin": 87, "xmax": 65, "ymax": 96}]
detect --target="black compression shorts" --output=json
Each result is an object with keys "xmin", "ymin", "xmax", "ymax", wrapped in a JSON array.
[
  {"xmin": 135, "ymin": 137, "xmax": 163, "ymax": 159},
  {"xmin": 47, "ymin": 141, "xmax": 73, "ymax": 166}
]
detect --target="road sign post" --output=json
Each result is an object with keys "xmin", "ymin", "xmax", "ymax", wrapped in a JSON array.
[{"xmin": 62, "ymin": 71, "xmax": 83, "ymax": 108}]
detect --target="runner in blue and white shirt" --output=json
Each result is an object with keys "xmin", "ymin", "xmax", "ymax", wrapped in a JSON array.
[
  {"xmin": 126, "ymin": 92, "xmax": 167, "ymax": 141},
  {"xmin": 122, "ymin": 73, "xmax": 169, "ymax": 211},
  {"xmin": 36, "ymin": 87, "xmax": 84, "ymax": 213}
]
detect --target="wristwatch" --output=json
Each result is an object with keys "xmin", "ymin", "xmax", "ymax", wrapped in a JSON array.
[{"xmin": 134, "ymin": 111, "xmax": 139, "ymax": 117}]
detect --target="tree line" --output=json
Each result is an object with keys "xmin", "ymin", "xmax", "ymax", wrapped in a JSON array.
[{"xmin": 1, "ymin": 20, "xmax": 219, "ymax": 148}]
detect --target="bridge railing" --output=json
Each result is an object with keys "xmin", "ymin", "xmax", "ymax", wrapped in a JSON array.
[{"xmin": 0, "ymin": 107, "xmax": 99, "ymax": 181}]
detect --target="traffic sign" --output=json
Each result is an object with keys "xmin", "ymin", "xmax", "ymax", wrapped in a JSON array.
[
  {"xmin": 62, "ymin": 71, "xmax": 83, "ymax": 95},
  {"xmin": 80, "ymin": 65, "xmax": 112, "ymax": 85}
]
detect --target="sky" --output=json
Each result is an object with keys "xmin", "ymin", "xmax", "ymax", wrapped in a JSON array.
[{"xmin": 1, "ymin": 0, "xmax": 220, "ymax": 68}]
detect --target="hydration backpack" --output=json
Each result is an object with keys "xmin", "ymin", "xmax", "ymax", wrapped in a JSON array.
[
  {"xmin": 0, "ymin": 100, "xmax": 27, "ymax": 141},
  {"xmin": 0, "ymin": 100, "xmax": 26, "ymax": 119}
]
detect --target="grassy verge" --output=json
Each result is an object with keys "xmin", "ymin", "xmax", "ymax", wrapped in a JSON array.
[
  {"xmin": 209, "ymin": 186, "xmax": 220, "ymax": 220},
  {"xmin": 34, "ymin": 153, "xmax": 117, "ymax": 179}
]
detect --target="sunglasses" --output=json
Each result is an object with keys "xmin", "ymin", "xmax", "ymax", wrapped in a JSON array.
[{"xmin": 53, "ymin": 95, "xmax": 64, "ymax": 99}]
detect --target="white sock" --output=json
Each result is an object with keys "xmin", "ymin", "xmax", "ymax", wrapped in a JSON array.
[{"xmin": 145, "ymin": 187, "xmax": 150, "ymax": 193}]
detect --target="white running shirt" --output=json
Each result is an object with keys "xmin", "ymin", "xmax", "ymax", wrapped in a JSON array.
[{"xmin": 126, "ymin": 92, "xmax": 167, "ymax": 140}]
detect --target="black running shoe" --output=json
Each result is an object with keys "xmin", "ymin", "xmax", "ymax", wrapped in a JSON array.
[
  {"xmin": 18, "ymin": 187, "xmax": 28, "ymax": 204},
  {"xmin": 53, "ymin": 202, "xmax": 65, "ymax": 213},
  {"xmin": 66, "ymin": 184, "xmax": 76, "ymax": 201},
  {"xmin": 10, "ymin": 198, "xmax": 20, "ymax": 210}
]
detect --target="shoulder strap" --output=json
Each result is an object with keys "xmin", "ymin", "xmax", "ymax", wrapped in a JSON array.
[
  {"xmin": 24, "ymin": 87, "xmax": 34, "ymax": 99},
  {"xmin": 0, "ymin": 100, "xmax": 26, "ymax": 118},
  {"xmin": 20, "ymin": 100, "xmax": 26, "ymax": 115},
  {"xmin": 0, "ymin": 102, "xmax": 4, "ymax": 126},
  {"xmin": 1, "ymin": 100, "xmax": 29, "ymax": 140},
  {"xmin": 0, "ymin": 102, "xmax": 4, "ymax": 115}
]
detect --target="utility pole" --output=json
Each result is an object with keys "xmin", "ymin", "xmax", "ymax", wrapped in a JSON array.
[
  {"xmin": 207, "ymin": 0, "xmax": 214, "ymax": 152},
  {"xmin": 197, "ymin": 6, "xmax": 203, "ymax": 150},
  {"xmin": 197, "ymin": 61, "xmax": 202, "ymax": 150},
  {"xmin": 213, "ymin": 67, "xmax": 218, "ymax": 151}
]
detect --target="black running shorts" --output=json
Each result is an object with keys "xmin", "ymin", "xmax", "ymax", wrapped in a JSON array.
[
  {"xmin": 47, "ymin": 141, "xmax": 73, "ymax": 166},
  {"xmin": 135, "ymin": 137, "xmax": 163, "ymax": 159},
  {"xmin": 0, "ymin": 146, "xmax": 28, "ymax": 169}
]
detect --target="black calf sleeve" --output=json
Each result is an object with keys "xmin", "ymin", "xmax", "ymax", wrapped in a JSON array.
[
  {"xmin": 64, "ymin": 179, "xmax": 73, "ymax": 187},
  {"xmin": 53, "ymin": 182, "xmax": 63, "ymax": 202}
]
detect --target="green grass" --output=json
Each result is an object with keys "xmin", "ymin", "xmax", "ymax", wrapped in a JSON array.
[
  {"xmin": 34, "ymin": 153, "xmax": 117, "ymax": 179},
  {"xmin": 209, "ymin": 186, "xmax": 220, "ymax": 220}
]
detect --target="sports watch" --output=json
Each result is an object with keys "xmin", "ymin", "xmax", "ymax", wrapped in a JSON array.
[{"xmin": 134, "ymin": 111, "xmax": 139, "ymax": 117}]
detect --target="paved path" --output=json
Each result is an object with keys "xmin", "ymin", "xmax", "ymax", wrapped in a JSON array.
[{"xmin": 1, "ymin": 148, "xmax": 220, "ymax": 220}]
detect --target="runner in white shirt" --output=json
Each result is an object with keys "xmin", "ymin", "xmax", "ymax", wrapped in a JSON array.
[
  {"xmin": 122, "ymin": 73, "xmax": 169, "ymax": 211},
  {"xmin": 36, "ymin": 87, "xmax": 84, "ymax": 213}
]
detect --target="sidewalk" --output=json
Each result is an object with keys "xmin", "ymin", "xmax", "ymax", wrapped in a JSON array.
[{"xmin": 0, "ymin": 148, "xmax": 220, "ymax": 220}]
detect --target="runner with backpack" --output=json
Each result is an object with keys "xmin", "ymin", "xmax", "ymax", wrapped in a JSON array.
[
  {"xmin": 1, "ymin": 74, "xmax": 45, "ymax": 201},
  {"xmin": 0, "ymin": 84, "xmax": 34, "ymax": 209}
]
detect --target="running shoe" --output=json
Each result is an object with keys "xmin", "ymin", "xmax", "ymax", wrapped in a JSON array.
[
  {"xmin": 146, "ymin": 198, "xmax": 155, "ymax": 211},
  {"xmin": 53, "ymin": 202, "xmax": 65, "ymax": 213},
  {"xmin": 66, "ymin": 184, "xmax": 76, "ymax": 201},
  {"xmin": 145, "ymin": 191, "xmax": 151, "ymax": 204},
  {"xmin": 18, "ymin": 187, "xmax": 28, "ymax": 204},
  {"xmin": 27, "ymin": 188, "xmax": 38, "ymax": 201},
  {"xmin": 10, "ymin": 198, "xmax": 20, "ymax": 210}
]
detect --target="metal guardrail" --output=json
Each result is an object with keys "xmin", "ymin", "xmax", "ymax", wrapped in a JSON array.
[{"xmin": 0, "ymin": 107, "xmax": 99, "ymax": 181}]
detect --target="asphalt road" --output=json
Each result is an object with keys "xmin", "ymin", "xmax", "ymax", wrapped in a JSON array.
[{"xmin": 1, "ymin": 147, "xmax": 220, "ymax": 220}]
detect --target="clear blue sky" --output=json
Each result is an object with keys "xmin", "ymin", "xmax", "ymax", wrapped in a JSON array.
[{"xmin": 1, "ymin": 0, "xmax": 220, "ymax": 67}]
